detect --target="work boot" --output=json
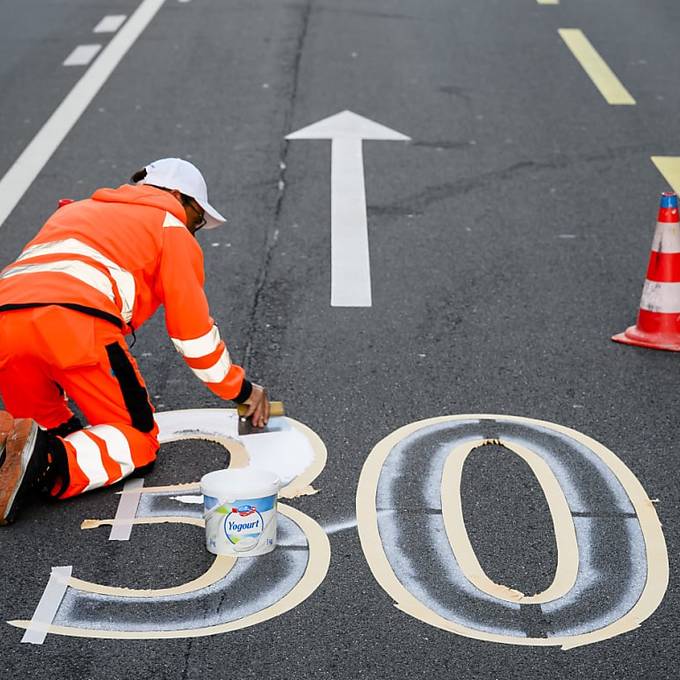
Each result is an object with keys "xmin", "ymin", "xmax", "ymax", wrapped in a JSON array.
[
  {"xmin": 0, "ymin": 411, "xmax": 13, "ymax": 466},
  {"xmin": 0, "ymin": 415, "xmax": 51, "ymax": 525}
]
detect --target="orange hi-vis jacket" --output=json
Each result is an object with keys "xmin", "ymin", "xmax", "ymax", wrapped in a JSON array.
[{"xmin": 0, "ymin": 184, "xmax": 249, "ymax": 402}]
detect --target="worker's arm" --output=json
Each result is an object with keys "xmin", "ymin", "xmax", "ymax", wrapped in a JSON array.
[{"xmin": 157, "ymin": 225, "xmax": 253, "ymax": 403}]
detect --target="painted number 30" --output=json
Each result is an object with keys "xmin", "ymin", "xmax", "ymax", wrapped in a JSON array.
[{"xmin": 11, "ymin": 412, "xmax": 668, "ymax": 650}]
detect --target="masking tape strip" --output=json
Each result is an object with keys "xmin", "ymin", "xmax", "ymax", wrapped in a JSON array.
[
  {"xmin": 279, "ymin": 485, "xmax": 320, "ymax": 500},
  {"xmin": 109, "ymin": 478, "xmax": 144, "ymax": 541},
  {"xmin": 82, "ymin": 516, "xmax": 203, "ymax": 531},
  {"xmin": 68, "ymin": 554, "xmax": 236, "ymax": 598},
  {"xmin": 21, "ymin": 566, "xmax": 72, "ymax": 644},
  {"xmin": 441, "ymin": 438, "xmax": 578, "ymax": 605},
  {"xmin": 134, "ymin": 482, "xmax": 201, "ymax": 495},
  {"xmin": 156, "ymin": 433, "xmax": 250, "ymax": 469}
]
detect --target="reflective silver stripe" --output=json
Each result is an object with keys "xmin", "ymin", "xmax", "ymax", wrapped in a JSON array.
[
  {"xmin": 640, "ymin": 280, "xmax": 680, "ymax": 313},
  {"xmin": 190, "ymin": 348, "xmax": 231, "ymax": 383},
  {"xmin": 1, "ymin": 260, "xmax": 115, "ymax": 303},
  {"xmin": 171, "ymin": 326, "xmax": 221, "ymax": 358},
  {"xmin": 64, "ymin": 430, "xmax": 110, "ymax": 492},
  {"xmin": 651, "ymin": 222, "xmax": 680, "ymax": 254},
  {"xmin": 88, "ymin": 425, "xmax": 135, "ymax": 480},
  {"xmin": 13, "ymin": 238, "xmax": 135, "ymax": 322},
  {"xmin": 163, "ymin": 211, "xmax": 185, "ymax": 228}
]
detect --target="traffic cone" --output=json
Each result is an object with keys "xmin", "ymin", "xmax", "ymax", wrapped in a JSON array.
[{"xmin": 613, "ymin": 192, "xmax": 680, "ymax": 351}]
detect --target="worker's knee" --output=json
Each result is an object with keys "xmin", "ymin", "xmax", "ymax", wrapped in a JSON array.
[{"xmin": 46, "ymin": 415, "xmax": 83, "ymax": 439}]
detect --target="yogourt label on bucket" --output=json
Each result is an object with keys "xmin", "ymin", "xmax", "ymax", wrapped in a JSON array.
[{"xmin": 204, "ymin": 494, "xmax": 277, "ymax": 556}]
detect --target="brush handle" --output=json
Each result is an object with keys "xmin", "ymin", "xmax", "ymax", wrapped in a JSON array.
[{"xmin": 237, "ymin": 401, "xmax": 285, "ymax": 418}]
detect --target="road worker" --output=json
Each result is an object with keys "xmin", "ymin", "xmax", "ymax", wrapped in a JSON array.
[{"xmin": 0, "ymin": 158, "xmax": 270, "ymax": 524}]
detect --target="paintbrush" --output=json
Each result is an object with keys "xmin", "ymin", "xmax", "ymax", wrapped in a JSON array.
[{"xmin": 237, "ymin": 401, "xmax": 285, "ymax": 435}]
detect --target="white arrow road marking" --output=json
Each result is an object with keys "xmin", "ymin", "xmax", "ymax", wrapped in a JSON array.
[{"xmin": 287, "ymin": 110, "xmax": 410, "ymax": 307}]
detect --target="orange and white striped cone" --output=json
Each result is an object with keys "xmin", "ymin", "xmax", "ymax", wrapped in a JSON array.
[{"xmin": 613, "ymin": 192, "xmax": 680, "ymax": 351}]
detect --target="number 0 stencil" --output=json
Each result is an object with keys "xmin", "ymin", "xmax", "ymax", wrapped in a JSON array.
[{"xmin": 356, "ymin": 415, "xmax": 668, "ymax": 649}]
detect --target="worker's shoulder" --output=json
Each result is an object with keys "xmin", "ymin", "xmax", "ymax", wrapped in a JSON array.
[{"xmin": 92, "ymin": 184, "xmax": 186, "ymax": 226}]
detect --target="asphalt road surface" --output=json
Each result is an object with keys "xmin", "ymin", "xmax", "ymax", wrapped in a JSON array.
[{"xmin": 1, "ymin": 0, "xmax": 679, "ymax": 678}]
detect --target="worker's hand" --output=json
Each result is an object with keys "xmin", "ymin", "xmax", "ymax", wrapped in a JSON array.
[{"xmin": 242, "ymin": 383, "xmax": 270, "ymax": 428}]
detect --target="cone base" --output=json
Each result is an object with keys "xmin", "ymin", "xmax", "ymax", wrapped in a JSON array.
[{"xmin": 612, "ymin": 325, "xmax": 680, "ymax": 352}]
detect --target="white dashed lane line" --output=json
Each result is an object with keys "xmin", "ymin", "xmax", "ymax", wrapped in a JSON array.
[
  {"xmin": 0, "ymin": 0, "xmax": 165, "ymax": 230},
  {"xmin": 65, "ymin": 14, "xmax": 130, "ymax": 66},
  {"xmin": 94, "ymin": 15, "xmax": 128, "ymax": 34},
  {"xmin": 63, "ymin": 44, "xmax": 102, "ymax": 67},
  {"xmin": 64, "ymin": 14, "xmax": 130, "ymax": 67}
]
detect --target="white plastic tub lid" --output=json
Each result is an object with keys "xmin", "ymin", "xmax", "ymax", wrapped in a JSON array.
[{"xmin": 200, "ymin": 467, "xmax": 280, "ymax": 499}]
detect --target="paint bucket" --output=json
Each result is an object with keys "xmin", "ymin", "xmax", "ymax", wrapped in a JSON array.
[{"xmin": 200, "ymin": 468, "xmax": 280, "ymax": 557}]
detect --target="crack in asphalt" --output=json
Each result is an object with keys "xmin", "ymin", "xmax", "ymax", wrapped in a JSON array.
[
  {"xmin": 368, "ymin": 143, "xmax": 651, "ymax": 216},
  {"xmin": 243, "ymin": 0, "xmax": 313, "ymax": 373}
]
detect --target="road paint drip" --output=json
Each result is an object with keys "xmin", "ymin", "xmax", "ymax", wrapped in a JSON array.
[
  {"xmin": 109, "ymin": 477, "xmax": 143, "ymax": 541},
  {"xmin": 170, "ymin": 495, "xmax": 203, "ymax": 504},
  {"xmin": 21, "ymin": 567, "xmax": 72, "ymax": 644}
]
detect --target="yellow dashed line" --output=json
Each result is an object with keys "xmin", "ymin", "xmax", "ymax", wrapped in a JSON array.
[{"xmin": 559, "ymin": 28, "xmax": 635, "ymax": 105}]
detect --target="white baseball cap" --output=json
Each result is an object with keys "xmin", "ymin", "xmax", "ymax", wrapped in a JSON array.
[{"xmin": 137, "ymin": 157, "xmax": 226, "ymax": 229}]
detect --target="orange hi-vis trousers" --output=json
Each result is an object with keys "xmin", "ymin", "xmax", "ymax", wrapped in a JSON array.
[{"xmin": 0, "ymin": 306, "xmax": 158, "ymax": 499}]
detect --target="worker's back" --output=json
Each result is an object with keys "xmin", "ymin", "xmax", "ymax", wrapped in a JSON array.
[{"xmin": 0, "ymin": 184, "xmax": 202, "ymax": 332}]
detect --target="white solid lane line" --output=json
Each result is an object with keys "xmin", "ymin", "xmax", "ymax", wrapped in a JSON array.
[
  {"xmin": 93, "ymin": 15, "xmax": 128, "ymax": 34},
  {"xmin": 0, "ymin": 0, "xmax": 166, "ymax": 230},
  {"xmin": 63, "ymin": 44, "xmax": 102, "ymax": 67}
]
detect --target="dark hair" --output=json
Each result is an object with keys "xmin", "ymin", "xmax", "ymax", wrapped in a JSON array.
[
  {"xmin": 130, "ymin": 168, "xmax": 147, "ymax": 183},
  {"xmin": 130, "ymin": 169, "xmax": 192, "ymax": 207}
]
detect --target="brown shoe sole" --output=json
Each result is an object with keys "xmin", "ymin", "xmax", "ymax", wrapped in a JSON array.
[
  {"xmin": 0, "ymin": 418, "xmax": 37, "ymax": 525},
  {"xmin": 0, "ymin": 411, "xmax": 13, "ymax": 452}
]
